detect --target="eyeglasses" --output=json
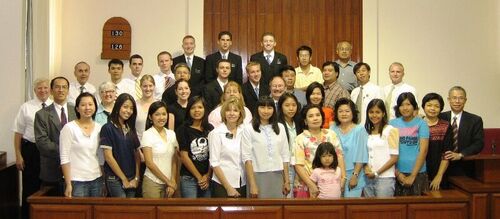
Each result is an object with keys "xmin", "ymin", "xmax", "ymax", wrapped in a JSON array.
[{"xmin": 450, "ymin": 96, "xmax": 466, "ymax": 102}]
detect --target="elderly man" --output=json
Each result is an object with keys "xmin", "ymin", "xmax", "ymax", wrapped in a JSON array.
[{"xmin": 440, "ymin": 86, "xmax": 484, "ymax": 177}]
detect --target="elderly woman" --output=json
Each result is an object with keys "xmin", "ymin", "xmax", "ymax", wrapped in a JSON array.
[{"xmin": 95, "ymin": 82, "xmax": 117, "ymax": 126}]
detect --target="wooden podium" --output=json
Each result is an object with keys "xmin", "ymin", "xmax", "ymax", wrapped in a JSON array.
[
  {"xmin": 450, "ymin": 154, "xmax": 500, "ymax": 219},
  {"xmin": 464, "ymin": 154, "xmax": 500, "ymax": 183}
]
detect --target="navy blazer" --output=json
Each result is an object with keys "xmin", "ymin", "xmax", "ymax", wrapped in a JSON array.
[
  {"xmin": 250, "ymin": 51, "xmax": 288, "ymax": 86},
  {"xmin": 242, "ymin": 81, "xmax": 271, "ymax": 115},
  {"xmin": 34, "ymin": 103, "xmax": 76, "ymax": 182},
  {"xmin": 205, "ymin": 51, "xmax": 243, "ymax": 85},
  {"xmin": 439, "ymin": 110, "xmax": 484, "ymax": 177},
  {"xmin": 172, "ymin": 55, "xmax": 205, "ymax": 96}
]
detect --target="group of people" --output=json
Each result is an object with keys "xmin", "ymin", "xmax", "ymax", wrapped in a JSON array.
[{"xmin": 13, "ymin": 31, "xmax": 484, "ymax": 211}]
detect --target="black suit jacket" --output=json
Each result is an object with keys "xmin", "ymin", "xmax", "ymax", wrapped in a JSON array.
[
  {"xmin": 250, "ymin": 51, "xmax": 288, "ymax": 86},
  {"xmin": 172, "ymin": 55, "xmax": 205, "ymax": 96},
  {"xmin": 242, "ymin": 81, "xmax": 271, "ymax": 114},
  {"xmin": 34, "ymin": 103, "xmax": 76, "ymax": 182},
  {"xmin": 439, "ymin": 110, "xmax": 484, "ymax": 177},
  {"xmin": 202, "ymin": 80, "xmax": 224, "ymax": 112},
  {"xmin": 205, "ymin": 51, "xmax": 243, "ymax": 85}
]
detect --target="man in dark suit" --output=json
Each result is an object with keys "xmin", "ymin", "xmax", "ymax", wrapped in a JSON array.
[
  {"xmin": 205, "ymin": 31, "xmax": 243, "ymax": 85},
  {"xmin": 172, "ymin": 35, "xmax": 205, "ymax": 97},
  {"xmin": 203, "ymin": 59, "xmax": 232, "ymax": 112},
  {"xmin": 250, "ymin": 32, "xmax": 288, "ymax": 87},
  {"xmin": 242, "ymin": 62, "xmax": 270, "ymax": 115},
  {"xmin": 34, "ymin": 76, "xmax": 76, "ymax": 195},
  {"xmin": 440, "ymin": 86, "xmax": 484, "ymax": 177}
]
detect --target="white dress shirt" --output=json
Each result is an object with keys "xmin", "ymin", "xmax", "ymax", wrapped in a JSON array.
[
  {"xmin": 351, "ymin": 81, "xmax": 384, "ymax": 124},
  {"xmin": 384, "ymin": 82, "xmax": 417, "ymax": 120},
  {"xmin": 153, "ymin": 71, "xmax": 175, "ymax": 100},
  {"xmin": 68, "ymin": 82, "xmax": 96, "ymax": 105},
  {"xmin": 12, "ymin": 98, "xmax": 53, "ymax": 142},
  {"xmin": 115, "ymin": 78, "xmax": 136, "ymax": 98},
  {"xmin": 59, "ymin": 121, "xmax": 102, "ymax": 181},
  {"xmin": 54, "ymin": 102, "xmax": 69, "ymax": 124},
  {"xmin": 208, "ymin": 123, "xmax": 246, "ymax": 188}
]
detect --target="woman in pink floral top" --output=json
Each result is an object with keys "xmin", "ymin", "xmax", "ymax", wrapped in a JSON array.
[{"xmin": 293, "ymin": 104, "xmax": 346, "ymax": 198}]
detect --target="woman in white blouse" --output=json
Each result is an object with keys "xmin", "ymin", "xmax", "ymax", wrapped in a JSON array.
[
  {"xmin": 208, "ymin": 97, "xmax": 247, "ymax": 197},
  {"xmin": 60, "ymin": 92, "xmax": 102, "ymax": 197},
  {"xmin": 242, "ymin": 96, "xmax": 290, "ymax": 198},
  {"xmin": 363, "ymin": 99, "xmax": 399, "ymax": 197},
  {"xmin": 140, "ymin": 101, "xmax": 179, "ymax": 198}
]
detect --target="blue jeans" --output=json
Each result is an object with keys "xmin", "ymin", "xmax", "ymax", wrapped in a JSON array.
[
  {"xmin": 180, "ymin": 175, "xmax": 211, "ymax": 198},
  {"xmin": 71, "ymin": 176, "xmax": 103, "ymax": 197},
  {"xmin": 106, "ymin": 175, "xmax": 136, "ymax": 198},
  {"xmin": 363, "ymin": 177, "xmax": 395, "ymax": 197}
]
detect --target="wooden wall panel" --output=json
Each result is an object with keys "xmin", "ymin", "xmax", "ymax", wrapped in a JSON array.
[
  {"xmin": 283, "ymin": 205, "xmax": 345, "ymax": 219},
  {"xmin": 204, "ymin": 0, "xmax": 363, "ymax": 71},
  {"xmin": 31, "ymin": 204, "xmax": 91, "ymax": 219},
  {"xmin": 346, "ymin": 204, "xmax": 406, "ymax": 219},
  {"xmin": 220, "ymin": 206, "xmax": 282, "ymax": 219},
  {"xmin": 94, "ymin": 205, "xmax": 155, "ymax": 219},
  {"xmin": 157, "ymin": 206, "xmax": 219, "ymax": 219},
  {"xmin": 470, "ymin": 193, "xmax": 488, "ymax": 219},
  {"xmin": 491, "ymin": 193, "xmax": 500, "ymax": 219},
  {"xmin": 407, "ymin": 203, "xmax": 467, "ymax": 219}
]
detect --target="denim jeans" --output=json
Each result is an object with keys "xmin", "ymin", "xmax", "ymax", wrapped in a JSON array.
[
  {"xmin": 180, "ymin": 175, "xmax": 211, "ymax": 198},
  {"xmin": 363, "ymin": 177, "xmax": 395, "ymax": 197},
  {"xmin": 71, "ymin": 176, "xmax": 103, "ymax": 197},
  {"xmin": 106, "ymin": 175, "xmax": 136, "ymax": 198}
]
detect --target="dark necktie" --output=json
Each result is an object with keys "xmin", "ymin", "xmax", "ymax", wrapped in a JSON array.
[
  {"xmin": 60, "ymin": 107, "xmax": 67, "ymax": 127},
  {"xmin": 79, "ymin": 86, "xmax": 85, "ymax": 94},
  {"xmin": 452, "ymin": 116, "xmax": 458, "ymax": 151},
  {"xmin": 41, "ymin": 102, "xmax": 46, "ymax": 108},
  {"xmin": 254, "ymin": 87, "xmax": 259, "ymax": 97}
]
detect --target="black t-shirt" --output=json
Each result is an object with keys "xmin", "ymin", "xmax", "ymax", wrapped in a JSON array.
[
  {"xmin": 426, "ymin": 119, "xmax": 453, "ymax": 187},
  {"xmin": 168, "ymin": 102, "xmax": 187, "ymax": 130},
  {"xmin": 177, "ymin": 124, "xmax": 212, "ymax": 177}
]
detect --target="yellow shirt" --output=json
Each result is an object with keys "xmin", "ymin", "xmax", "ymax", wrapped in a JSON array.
[{"xmin": 294, "ymin": 65, "xmax": 324, "ymax": 89}]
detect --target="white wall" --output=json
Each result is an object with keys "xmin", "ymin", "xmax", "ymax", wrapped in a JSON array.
[
  {"xmin": 0, "ymin": 0, "xmax": 25, "ymax": 163},
  {"xmin": 363, "ymin": 0, "xmax": 500, "ymax": 128},
  {"xmin": 57, "ymin": 0, "xmax": 204, "ymax": 86}
]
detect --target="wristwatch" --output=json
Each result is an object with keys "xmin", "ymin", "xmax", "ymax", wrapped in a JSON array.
[
  {"xmin": 353, "ymin": 172, "xmax": 359, "ymax": 177},
  {"xmin": 374, "ymin": 172, "xmax": 379, "ymax": 177}
]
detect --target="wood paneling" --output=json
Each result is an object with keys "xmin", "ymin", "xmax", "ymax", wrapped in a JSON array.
[
  {"xmin": 346, "ymin": 204, "xmax": 406, "ymax": 219},
  {"xmin": 157, "ymin": 206, "xmax": 219, "ymax": 219},
  {"xmin": 491, "ymin": 193, "xmax": 500, "ymax": 219},
  {"xmin": 220, "ymin": 206, "xmax": 282, "ymax": 219},
  {"xmin": 31, "ymin": 204, "xmax": 91, "ymax": 219},
  {"xmin": 94, "ymin": 205, "xmax": 155, "ymax": 219},
  {"xmin": 407, "ymin": 203, "xmax": 467, "ymax": 219},
  {"xmin": 470, "ymin": 193, "xmax": 488, "ymax": 219},
  {"xmin": 204, "ymin": 0, "xmax": 362, "ymax": 69},
  {"xmin": 283, "ymin": 205, "xmax": 345, "ymax": 219}
]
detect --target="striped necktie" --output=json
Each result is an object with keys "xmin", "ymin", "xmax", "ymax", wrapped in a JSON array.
[
  {"xmin": 452, "ymin": 116, "xmax": 459, "ymax": 151},
  {"xmin": 135, "ymin": 78, "xmax": 142, "ymax": 99}
]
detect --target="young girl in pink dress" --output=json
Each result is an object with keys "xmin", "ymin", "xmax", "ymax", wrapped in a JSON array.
[{"xmin": 309, "ymin": 142, "xmax": 342, "ymax": 199}]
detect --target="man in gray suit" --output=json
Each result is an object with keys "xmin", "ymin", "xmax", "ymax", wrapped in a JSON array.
[{"xmin": 34, "ymin": 76, "xmax": 76, "ymax": 195}]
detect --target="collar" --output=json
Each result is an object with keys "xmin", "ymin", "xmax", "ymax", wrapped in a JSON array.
[
  {"xmin": 264, "ymin": 50, "xmax": 275, "ymax": 57},
  {"xmin": 54, "ymin": 102, "xmax": 68, "ymax": 111}
]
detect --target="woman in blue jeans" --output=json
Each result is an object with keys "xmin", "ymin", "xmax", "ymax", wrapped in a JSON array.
[
  {"xmin": 60, "ymin": 92, "xmax": 103, "ymax": 197},
  {"xmin": 363, "ymin": 99, "xmax": 399, "ymax": 197},
  {"xmin": 177, "ymin": 96, "xmax": 214, "ymax": 198},
  {"xmin": 100, "ymin": 93, "xmax": 141, "ymax": 197}
]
